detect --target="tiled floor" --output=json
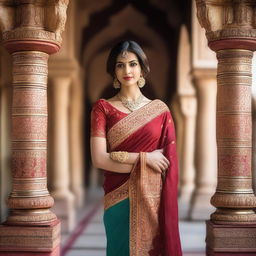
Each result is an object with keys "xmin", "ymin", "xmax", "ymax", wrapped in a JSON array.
[{"xmin": 61, "ymin": 189, "xmax": 206, "ymax": 256}]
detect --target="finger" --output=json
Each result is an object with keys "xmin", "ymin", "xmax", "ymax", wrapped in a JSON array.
[
  {"xmin": 162, "ymin": 157, "xmax": 170, "ymax": 166},
  {"xmin": 158, "ymin": 162, "xmax": 166, "ymax": 172},
  {"xmin": 163, "ymin": 161, "xmax": 169, "ymax": 170},
  {"xmin": 154, "ymin": 164, "xmax": 162, "ymax": 173},
  {"xmin": 159, "ymin": 160, "xmax": 168, "ymax": 170}
]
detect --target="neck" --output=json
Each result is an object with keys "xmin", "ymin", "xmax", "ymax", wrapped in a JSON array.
[{"xmin": 119, "ymin": 85, "xmax": 141, "ymax": 100}]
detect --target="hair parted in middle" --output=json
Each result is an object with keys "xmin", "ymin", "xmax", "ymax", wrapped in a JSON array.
[{"xmin": 106, "ymin": 40, "xmax": 150, "ymax": 78}]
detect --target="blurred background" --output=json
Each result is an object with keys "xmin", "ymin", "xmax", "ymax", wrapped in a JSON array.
[{"xmin": 1, "ymin": 0, "xmax": 256, "ymax": 255}]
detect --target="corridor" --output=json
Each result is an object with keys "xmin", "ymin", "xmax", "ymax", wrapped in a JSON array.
[{"xmin": 61, "ymin": 189, "xmax": 205, "ymax": 256}]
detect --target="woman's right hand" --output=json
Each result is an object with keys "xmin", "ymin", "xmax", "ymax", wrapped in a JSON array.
[{"xmin": 146, "ymin": 149, "xmax": 170, "ymax": 174}]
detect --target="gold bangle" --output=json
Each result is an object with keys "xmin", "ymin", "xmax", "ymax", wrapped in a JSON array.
[{"xmin": 110, "ymin": 151, "xmax": 129, "ymax": 163}]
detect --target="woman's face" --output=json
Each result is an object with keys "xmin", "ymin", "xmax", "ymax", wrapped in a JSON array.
[{"xmin": 115, "ymin": 51, "xmax": 142, "ymax": 88}]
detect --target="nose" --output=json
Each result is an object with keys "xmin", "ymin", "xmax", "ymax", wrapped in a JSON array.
[{"xmin": 124, "ymin": 64, "xmax": 131, "ymax": 74}]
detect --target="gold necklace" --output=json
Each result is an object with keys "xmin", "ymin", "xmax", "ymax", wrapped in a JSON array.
[{"xmin": 117, "ymin": 93, "xmax": 145, "ymax": 112}]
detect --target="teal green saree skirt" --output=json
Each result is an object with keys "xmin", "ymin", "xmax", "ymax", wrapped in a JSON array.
[{"xmin": 103, "ymin": 198, "xmax": 130, "ymax": 256}]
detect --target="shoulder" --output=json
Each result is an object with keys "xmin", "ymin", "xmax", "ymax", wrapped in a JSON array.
[
  {"xmin": 152, "ymin": 99, "xmax": 170, "ymax": 112},
  {"xmin": 92, "ymin": 98, "xmax": 106, "ymax": 109},
  {"xmin": 91, "ymin": 99, "xmax": 109, "ymax": 115}
]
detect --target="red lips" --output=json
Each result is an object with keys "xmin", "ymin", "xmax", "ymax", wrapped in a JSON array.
[{"xmin": 123, "ymin": 76, "xmax": 133, "ymax": 81}]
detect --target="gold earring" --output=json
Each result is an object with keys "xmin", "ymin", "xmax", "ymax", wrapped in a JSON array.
[
  {"xmin": 113, "ymin": 78, "xmax": 121, "ymax": 89},
  {"xmin": 137, "ymin": 76, "xmax": 145, "ymax": 88}
]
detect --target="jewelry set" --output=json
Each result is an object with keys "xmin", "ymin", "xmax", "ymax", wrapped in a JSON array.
[
  {"xmin": 110, "ymin": 73, "xmax": 146, "ymax": 164},
  {"xmin": 110, "ymin": 151, "xmax": 129, "ymax": 163},
  {"xmin": 113, "ymin": 76, "xmax": 145, "ymax": 89}
]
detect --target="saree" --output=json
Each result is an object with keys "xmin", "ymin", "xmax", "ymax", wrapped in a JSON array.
[{"xmin": 91, "ymin": 99, "xmax": 182, "ymax": 256}]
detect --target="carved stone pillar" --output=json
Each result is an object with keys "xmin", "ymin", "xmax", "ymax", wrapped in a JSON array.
[
  {"xmin": 196, "ymin": 0, "xmax": 256, "ymax": 254},
  {"xmin": 49, "ymin": 76, "xmax": 75, "ymax": 233},
  {"xmin": 0, "ymin": 1, "xmax": 69, "ymax": 255},
  {"xmin": 178, "ymin": 95, "xmax": 197, "ymax": 219},
  {"xmin": 190, "ymin": 69, "xmax": 217, "ymax": 220},
  {"xmin": 252, "ymin": 55, "xmax": 256, "ymax": 193}
]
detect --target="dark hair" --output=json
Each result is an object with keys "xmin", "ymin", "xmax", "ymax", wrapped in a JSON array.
[{"xmin": 106, "ymin": 40, "xmax": 150, "ymax": 78}]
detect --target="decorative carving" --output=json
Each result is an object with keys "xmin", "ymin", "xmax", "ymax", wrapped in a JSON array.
[
  {"xmin": 211, "ymin": 208, "xmax": 256, "ymax": 223},
  {"xmin": 12, "ymin": 150, "xmax": 47, "ymax": 178},
  {"xmin": 13, "ymin": 64, "xmax": 48, "ymax": 74},
  {"xmin": 0, "ymin": 221, "xmax": 60, "ymax": 252},
  {"xmin": 12, "ymin": 109, "xmax": 47, "ymax": 115},
  {"xmin": 196, "ymin": 1, "xmax": 256, "ymax": 252},
  {"xmin": 12, "ymin": 141, "xmax": 47, "ymax": 150},
  {"xmin": 12, "ymin": 116, "xmax": 47, "ymax": 140},
  {"xmin": 217, "ymin": 114, "xmax": 251, "ymax": 140},
  {"xmin": 217, "ymin": 177, "xmax": 253, "ymax": 192},
  {"xmin": 16, "ymin": 2, "xmax": 44, "ymax": 29},
  {"xmin": 211, "ymin": 193, "xmax": 256, "ymax": 209},
  {"xmin": 196, "ymin": 0, "xmax": 256, "ymax": 46},
  {"xmin": 217, "ymin": 48, "xmax": 253, "ymax": 63},
  {"xmin": 3, "ymin": 29, "xmax": 57, "ymax": 42},
  {"xmin": 12, "ymin": 177, "xmax": 47, "ymax": 191},
  {"xmin": 13, "ymin": 51, "xmax": 49, "ymax": 63},
  {"xmin": 207, "ymin": 28, "xmax": 256, "ymax": 41},
  {"xmin": 0, "ymin": 0, "xmax": 69, "ymax": 46},
  {"xmin": 0, "ymin": 0, "xmax": 15, "ymax": 34},
  {"xmin": 207, "ymin": 46, "xmax": 256, "ymax": 223},
  {"xmin": 7, "ymin": 195, "xmax": 54, "ymax": 209},
  {"xmin": 196, "ymin": 1, "xmax": 212, "ymax": 32},
  {"xmin": 3, "ymin": 50, "xmax": 55, "ymax": 226},
  {"xmin": 6, "ymin": 209, "xmax": 57, "ymax": 224},
  {"xmin": 217, "ymin": 85, "xmax": 251, "ymax": 112},
  {"xmin": 12, "ymin": 89, "xmax": 47, "ymax": 108},
  {"xmin": 206, "ymin": 220, "xmax": 256, "ymax": 251},
  {"xmin": 0, "ymin": 0, "xmax": 69, "ymax": 253},
  {"xmin": 44, "ymin": 0, "xmax": 69, "ymax": 43},
  {"xmin": 217, "ymin": 76, "xmax": 252, "ymax": 86}
]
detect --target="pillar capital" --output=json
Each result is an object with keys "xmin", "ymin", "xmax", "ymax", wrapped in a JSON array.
[
  {"xmin": 196, "ymin": 0, "xmax": 256, "ymax": 51},
  {"xmin": 0, "ymin": 0, "xmax": 69, "ymax": 54}
]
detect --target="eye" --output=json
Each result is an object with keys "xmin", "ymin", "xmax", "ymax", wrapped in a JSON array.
[
  {"xmin": 130, "ymin": 62, "xmax": 137, "ymax": 67},
  {"xmin": 116, "ymin": 63, "xmax": 124, "ymax": 68}
]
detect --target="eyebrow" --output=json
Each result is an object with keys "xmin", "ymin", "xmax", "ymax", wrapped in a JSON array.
[{"xmin": 116, "ymin": 60, "xmax": 138, "ymax": 64}]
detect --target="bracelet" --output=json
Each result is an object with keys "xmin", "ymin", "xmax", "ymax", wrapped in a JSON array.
[{"xmin": 110, "ymin": 151, "xmax": 129, "ymax": 163}]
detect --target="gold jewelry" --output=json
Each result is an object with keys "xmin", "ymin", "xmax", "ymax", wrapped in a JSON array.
[
  {"xmin": 137, "ymin": 76, "xmax": 145, "ymax": 88},
  {"xmin": 121, "ymin": 51, "xmax": 129, "ymax": 58},
  {"xmin": 113, "ymin": 78, "xmax": 121, "ymax": 89},
  {"xmin": 110, "ymin": 151, "xmax": 129, "ymax": 163},
  {"xmin": 117, "ymin": 93, "xmax": 145, "ymax": 112}
]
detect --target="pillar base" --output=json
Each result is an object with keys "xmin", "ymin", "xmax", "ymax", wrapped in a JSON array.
[
  {"xmin": 0, "ymin": 220, "xmax": 60, "ymax": 254},
  {"xmin": 206, "ymin": 220, "xmax": 256, "ymax": 255},
  {"xmin": 0, "ymin": 246, "xmax": 59, "ymax": 256}
]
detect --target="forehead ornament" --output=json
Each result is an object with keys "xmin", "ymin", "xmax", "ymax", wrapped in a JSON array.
[{"xmin": 121, "ymin": 51, "xmax": 129, "ymax": 58}]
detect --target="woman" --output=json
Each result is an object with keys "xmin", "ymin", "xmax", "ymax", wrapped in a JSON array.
[{"xmin": 90, "ymin": 40, "xmax": 182, "ymax": 256}]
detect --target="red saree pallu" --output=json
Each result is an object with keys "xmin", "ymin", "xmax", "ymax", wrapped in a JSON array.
[{"xmin": 91, "ymin": 99, "xmax": 182, "ymax": 256}]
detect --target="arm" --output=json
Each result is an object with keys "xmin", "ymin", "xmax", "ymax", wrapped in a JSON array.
[
  {"xmin": 90, "ymin": 136, "xmax": 139, "ymax": 173},
  {"xmin": 90, "ymin": 137, "xmax": 170, "ymax": 174}
]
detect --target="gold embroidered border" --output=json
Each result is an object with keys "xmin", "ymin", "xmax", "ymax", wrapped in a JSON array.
[
  {"xmin": 104, "ymin": 180, "xmax": 129, "ymax": 210},
  {"xmin": 107, "ymin": 100, "xmax": 169, "ymax": 150},
  {"xmin": 129, "ymin": 152, "xmax": 163, "ymax": 256}
]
